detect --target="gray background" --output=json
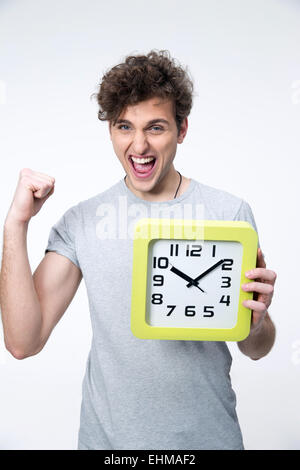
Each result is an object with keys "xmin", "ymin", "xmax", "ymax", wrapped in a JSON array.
[{"xmin": 0, "ymin": 0, "xmax": 299, "ymax": 449}]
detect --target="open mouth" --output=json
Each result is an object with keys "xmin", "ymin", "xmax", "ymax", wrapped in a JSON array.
[{"xmin": 128, "ymin": 155, "xmax": 157, "ymax": 179}]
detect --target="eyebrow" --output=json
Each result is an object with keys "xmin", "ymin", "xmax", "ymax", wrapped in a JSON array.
[{"xmin": 115, "ymin": 118, "xmax": 170, "ymax": 126}]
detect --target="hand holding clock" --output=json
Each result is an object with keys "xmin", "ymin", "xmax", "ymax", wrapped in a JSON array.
[
  {"xmin": 241, "ymin": 248, "xmax": 276, "ymax": 332},
  {"xmin": 170, "ymin": 247, "xmax": 277, "ymax": 331}
]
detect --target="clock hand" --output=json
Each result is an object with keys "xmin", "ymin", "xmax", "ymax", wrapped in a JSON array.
[
  {"xmin": 169, "ymin": 264, "xmax": 205, "ymax": 293},
  {"xmin": 186, "ymin": 259, "xmax": 225, "ymax": 288}
]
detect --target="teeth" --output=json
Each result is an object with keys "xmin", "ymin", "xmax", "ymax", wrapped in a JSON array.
[{"xmin": 131, "ymin": 156, "xmax": 155, "ymax": 164}]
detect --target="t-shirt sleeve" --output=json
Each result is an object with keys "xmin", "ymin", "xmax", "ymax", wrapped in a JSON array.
[
  {"xmin": 234, "ymin": 200, "xmax": 260, "ymax": 248},
  {"xmin": 45, "ymin": 204, "xmax": 80, "ymax": 269}
]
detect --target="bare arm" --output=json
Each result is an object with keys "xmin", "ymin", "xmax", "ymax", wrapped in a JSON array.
[
  {"xmin": 33, "ymin": 251, "xmax": 82, "ymax": 354},
  {"xmin": 238, "ymin": 311, "xmax": 275, "ymax": 360},
  {"xmin": 0, "ymin": 168, "xmax": 82, "ymax": 359},
  {"xmin": 237, "ymin": 248, "xmax": 276, "ymax": 360}
]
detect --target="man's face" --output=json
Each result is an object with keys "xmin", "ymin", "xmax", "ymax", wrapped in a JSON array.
[{"xmin": 109, "ymin": 97, "xmax": 188, "ymax": 196}]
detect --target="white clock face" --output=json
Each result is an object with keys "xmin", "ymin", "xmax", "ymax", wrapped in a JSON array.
[{"xmin": 146, "ymin": 239, "xmax": 243, "ymax": 329}]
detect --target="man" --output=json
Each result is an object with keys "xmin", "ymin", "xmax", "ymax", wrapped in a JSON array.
[{"xmin": 0, "ymin": 50, "xmax": 276, "ymax": 450}]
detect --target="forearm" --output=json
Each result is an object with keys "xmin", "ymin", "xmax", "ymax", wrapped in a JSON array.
[
  {"xmin": 0, "ymin": 217, "xmax": 42, "ymax": 358},
  {"xmin": 237, "ymin": 312, "xmax": 276, "ymax": 360}
]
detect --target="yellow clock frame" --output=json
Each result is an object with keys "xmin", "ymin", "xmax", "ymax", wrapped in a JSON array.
[{"xmin": 130, "ymin": 218, "xmax": 258, "ymax": 342}]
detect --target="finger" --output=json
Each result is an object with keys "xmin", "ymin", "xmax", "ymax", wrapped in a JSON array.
[
  {"xmin": 25, "ymin": 175, "xmax": 54, "ymax": 187},
  {"xmin": 34, "ymin": 172, "xmax": 55, "ymax": 185},
  {"xmin": 23, "ymin": 177, "xmax": 54, "ymax": 198},
  {"xmin": 28, "ymin": 175, "xmax": 55, "ymax": 189},
  {"xmin": 33, "ymin": 185, "xmax": 54, "ymax": 199},
  {"xmin": 27, "ymin": 178, "xmax": 54, "ymax": 198},
  {"xmin": 242, "ymin": 299, "xmax": 267, "ymax": 314},
  {"xmin": 20, "ymin": 168, "xmax": 55, "ymax": 185},
  {"xmin": 245, "ymin": 268, "xmax": 277, "ymax": 284},
  {"xmin": 242, "ymin": 282, "xmax": 274, "ymax": 295},
  {"xmin": 21, "ymin": 173, "xmax": 55, "ymax": 192},
  {"xmin": 42, "ymin": 185, "xmax": 55, "ymax": 199}
]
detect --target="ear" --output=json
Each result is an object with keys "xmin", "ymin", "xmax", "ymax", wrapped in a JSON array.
[{"xmin": 177, "ymin": 117, "xmax": 188, "ymax": 144}]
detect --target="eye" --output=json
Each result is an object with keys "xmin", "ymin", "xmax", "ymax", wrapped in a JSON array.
[{"xmin": 117, "ymin": 124, "xmax": 164, "ymax": 132}]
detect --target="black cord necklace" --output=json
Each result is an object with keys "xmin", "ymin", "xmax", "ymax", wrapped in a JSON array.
[
  {"xmin": 123, "ymin": 171, "xmax": 182, "ymax": 199},
  {"xmin": 173, "ymin": 171, "xmax": 182, "ymax": 199}
]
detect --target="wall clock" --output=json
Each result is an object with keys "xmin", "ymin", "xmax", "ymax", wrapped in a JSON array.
[{"xmin": 130, "ymin": 219, "xmax": 258, "ymax": 341}]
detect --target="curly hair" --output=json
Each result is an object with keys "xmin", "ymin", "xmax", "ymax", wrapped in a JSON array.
[{"xmin": 92, "ymin": 50, "xmax": 194, "ymax": 134}]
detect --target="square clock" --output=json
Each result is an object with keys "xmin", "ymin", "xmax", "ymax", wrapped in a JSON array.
[{"xmin": 130, "ymin": 218, "xmax": 258, "ymax": 341}]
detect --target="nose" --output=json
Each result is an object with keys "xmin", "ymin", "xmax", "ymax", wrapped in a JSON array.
[{"xmin": 131, "ymin": 130, "xmax": 149, "ymax": 155}]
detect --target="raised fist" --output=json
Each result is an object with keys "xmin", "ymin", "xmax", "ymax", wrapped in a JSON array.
[{"xmin": 6, "ymin": 168, "xmax": 55, "ymax": 224}]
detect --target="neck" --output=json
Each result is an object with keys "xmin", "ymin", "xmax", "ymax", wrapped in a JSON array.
[{"xmin": 124, "ymin": 166, "xmax": 190, "ymax": 202}]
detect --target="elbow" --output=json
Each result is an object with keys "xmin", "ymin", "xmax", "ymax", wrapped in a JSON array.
[
  {"xmin": 250, "ymin": 356, "xmax": 261, "ymax": 361},
  {"xmin": 9, "ymin": 348, "xmax": 29, "ymax": 360},
  {"xmin": 5, "ymin": 340, "xmax": 43, "ymax": 360}
]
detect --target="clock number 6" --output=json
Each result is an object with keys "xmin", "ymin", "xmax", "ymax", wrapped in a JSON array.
[{"xmin": 185, "ymin": 305, "xmax": 196, "ymax": 317}]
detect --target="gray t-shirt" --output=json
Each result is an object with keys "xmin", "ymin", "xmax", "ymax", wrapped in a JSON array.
[{"xmin": 45, "ymin": 178, "xmax": 258, "ymax": 450}]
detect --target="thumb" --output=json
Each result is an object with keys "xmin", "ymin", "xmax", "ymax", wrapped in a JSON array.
[
  {"xmin": 33, "ymin": 185, "xmax": 55, "ymax": 202},
  {"xmin": 256, "ymin": 247, "xmax": 266, "ymax": 268}
]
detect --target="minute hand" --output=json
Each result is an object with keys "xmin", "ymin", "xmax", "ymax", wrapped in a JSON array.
[{"xmin": 186, "ymin": 259, "xmax": 225, "ymax": 288}]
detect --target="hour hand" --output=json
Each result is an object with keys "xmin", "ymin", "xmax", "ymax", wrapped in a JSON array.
[{"xmin": 170, "ymin": 264, "xmax": 205, "ymax": 292}]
